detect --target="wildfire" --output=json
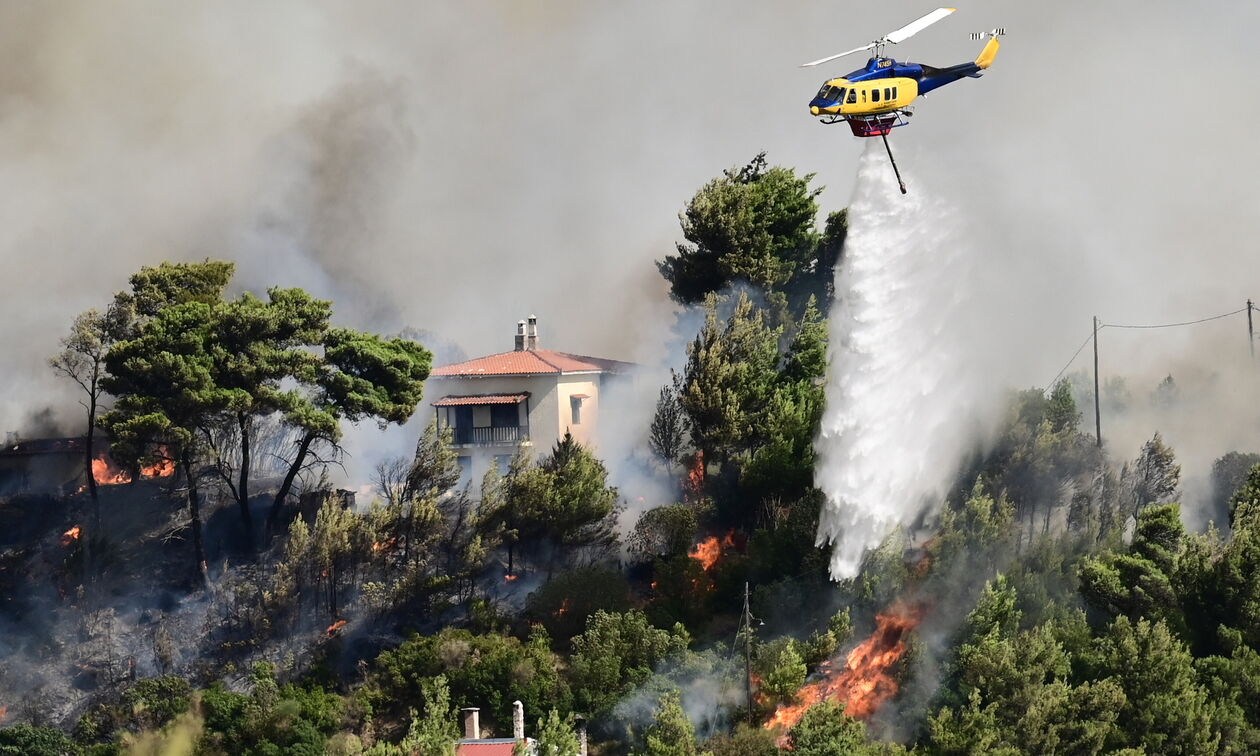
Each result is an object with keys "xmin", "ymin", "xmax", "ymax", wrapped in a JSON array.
[
  {"xmin": 61, "ymin": 526, "xmax": 82, "ymax": 547},
  {"xmin": 504, "ymin": 573, "xmax": 519, "ymax": 583},
  {"xmin": 688, "ymin": 531, "xmax": 736, "ymax": 572},
  {"xmin": 372, "ymin": 537, "xmax": 398, "ymax": 555},
  {"xmin": 555, "ymin": 598, "xmax": 571, "ymax": 617},
  {"xmin": 0, "ymin": 705, "xmax": 7, "ymax": 721},
  {"xmin": 326, "ymin": 620, "xmax": 348, "ymax": 637},
  {"xmin": 764, "ymin": 603, "xmax": 925, "ymax": 741},
  {"xmin": 90, "ymin": 447, "xmax": 175, "ymax": 485},
  {"xmin": 683, "ymin": 451, "xmax": 705, "ymax": 502}
]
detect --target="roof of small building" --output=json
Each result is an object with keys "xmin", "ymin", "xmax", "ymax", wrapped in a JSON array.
[
  {"xmin": 432, "ymin": 393, "xmax": 531, "ymax": 407},
  {"xmin": 431, "ymin": 349, "xmax": 633, "ymax": 378},
  {"xmin": 456, "ymin": 738, "xmax": 531, "ymax": 755}
]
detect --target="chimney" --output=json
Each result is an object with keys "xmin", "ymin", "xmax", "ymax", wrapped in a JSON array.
[
  {"xmin": 512, "ymin": 700, "xmax": 525, "ymax": 741},
  {"xmin": 526, "ymin": 315, "xmax": 538, "ymax": 351},
  {"xmin": 576, "ymin": 715, "xmax": 588, "ymax": 756},
  {"xmin": 461, "ymin": 707, "xmax": 480, "ymax": 740},
  {"xmin": 515, "ymin": 320, "xmax": 527, "ymax": 351}
]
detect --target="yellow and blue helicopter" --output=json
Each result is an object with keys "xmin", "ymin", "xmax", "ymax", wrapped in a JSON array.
[{"xmin": 802, "ymin": 8, "xmax": 1002, "ymax": 193}]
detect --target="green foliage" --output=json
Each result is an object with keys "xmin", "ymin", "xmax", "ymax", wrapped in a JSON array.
[
  {"xmin": 568, "ymin": 610, "xmax": 691, "ymax": 718},
  {"xmin": 1227, "ymin": 462, "xmax": 1260, "ymax": 529},
  {"xmin": 657, "ymin": 153, "xmax": 823, "ymax": 308},
  {"xmin": 648, "ymin": 376, "xmax": 690, "ymax": 468},
  {"xmin": 367, "ymin": 627, "xmax": 568, "ymax": 733},
  {"xmin": 1098, "ymin": 616, "xmax": 1219, "ymax": 754},
  {"xmin": 629, "ymin": 505, "xmax": 699, "ymax": 560},
  {"xmin": 754, "ymin": 637, "xmax": 806, "ymax": 703},
  {"xmin": 680, "ymin": 292, "xmax": 780, "ymax": 464},
  {"xmin": 701, "ymin": 724, "xmax": 779, "ymax": 756},
  {"xmin": 1079, "ymin": 503, "xmax": 1188, "ymax": 636},
  {"xmin": 786, "ymin": 701, "xmax": 872, "ymax": 755},
  {"xmin": 530, "ymin": 710, "xmax": 582, "ymax": 756},
  {"xmin": 0, "ymin": 724, "xmax": 81, "ymax": 756},
  {"xmin": 636, "ymin": 690, "xmax": 701, "ymax": 756}
]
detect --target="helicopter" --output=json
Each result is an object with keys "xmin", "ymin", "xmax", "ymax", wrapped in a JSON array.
[{"xmin": 802, "ymin": 8, "xmax": 1002, "ymax": 193}]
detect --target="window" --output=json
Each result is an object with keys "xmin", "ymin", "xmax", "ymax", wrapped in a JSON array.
[
  {"xmin": 494, "ymin": 455, "xmax": 512, "ymax": 475},
  {"xmin": 884, "ymin": 87, "xmax": 892, "ymax": 100},
  {"xmin": 816, "ymin": 84, "xmax": 831, "ymax": 99},
  {"xmin": 860, "ymin": 88, "xmax": 867, "ymax": 103},
  {"xmin": 570, "ymin": 395, "xmax": 583, "ymax": 425},
  {"xmin": 846, "ymin": 89, "xmax": 857, "ymax": 104},
  {"xmin": 871, "ymin": 88, "xmax": 880, "ymax": 102},
  {"xmin": 490, "ymin": 403, "xmax": 518, "ymax": 429},
  {"xmin": 891, "ymin": 86, "xmax": 898, "ymax": 100},
  {"xmin": 836, "ymin": 87, "xmax": 846, "ymax": 103}
]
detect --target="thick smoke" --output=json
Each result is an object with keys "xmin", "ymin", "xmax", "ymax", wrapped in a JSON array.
[{"xmin": 2, "ymin": 2, "xmax": 1258, "ymax": 542}]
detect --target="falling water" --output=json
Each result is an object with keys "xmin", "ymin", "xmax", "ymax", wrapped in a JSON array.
[{"xmin": 815, "ymin": 142, "xmax": 986, "ymax": 579}]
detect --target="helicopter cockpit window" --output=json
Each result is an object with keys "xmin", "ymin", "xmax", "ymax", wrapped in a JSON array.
[
  {"xmin": 817, "ymin": 84, "xmax": 831, "ymax": 99},
  {"xmin": 847, "ymin": 89, "xmax": 857, "ymax": 104}
]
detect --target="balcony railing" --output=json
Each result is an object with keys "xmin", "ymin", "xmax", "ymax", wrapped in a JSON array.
[{"xmin": 453, "ymin": 425, "xmax": 530, "ymax": 445}]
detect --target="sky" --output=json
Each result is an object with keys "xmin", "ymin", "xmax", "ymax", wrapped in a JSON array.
[{"xmin": 2, "ymin": 1, "xmax": 1258, "ymax": 505}]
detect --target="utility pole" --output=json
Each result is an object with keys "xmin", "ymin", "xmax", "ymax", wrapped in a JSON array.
[
  {"xmin": 743, "ymin": 581, "xmax": 754, "ymax": 725},
  {"xmin": 1248, "ymin": 299, "xmax": 1255, "ymax": 363},
  {"xmin": 1093, "ymin": 316, "xmax": 1102, "ymax": 448}
]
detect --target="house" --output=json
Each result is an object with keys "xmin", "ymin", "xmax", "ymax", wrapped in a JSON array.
[
  {"xmin": 455, "ymin": 701, "xmax": 587, "ymax": 756},
  {"xmin": 428, "ymin": 316, "xmax": 633, "ymax": 485}
]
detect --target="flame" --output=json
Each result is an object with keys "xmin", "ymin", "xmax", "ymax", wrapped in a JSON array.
[
  {"xmin": 764, "ymin": 603, "xmax": 924, "ymax": 741},
  {"xmin": 372, "ymin": 537, "xmax": 397, "ymax": 555},
  {"xmin": 61, "ymin": 526, "xmax": 82, "ymax": 547},
  {"xmin": 91, "ymin": 446, "xmax": 175, "ymax": 485},
  {"xmin": 139, "ymin": 456, "xmax": 175, "ymax": 478},
  {"xmin": 683, "ymin": 451, "xmax": 705, "ymax": 502},
  {"xmin": 504, "ymin": 573, "xmax": 519, "ymax": 583},
  {"xmin": 326, "ymin": 620, "xmax": 348, "ymax": 637},
  {"xmin": 91, "ymin": 456, "xmax": 129, "ymax": 485},
  {"xmin": 555, "ymin": 598, "xmax": 571, "ymax": 617},
  {"xmin": 0, "ymin": 705, "xmax": 7, "ymax": 721},
  {"xmin": 689, "ymin": 530, "xmax": 736, "ymax": 572}
]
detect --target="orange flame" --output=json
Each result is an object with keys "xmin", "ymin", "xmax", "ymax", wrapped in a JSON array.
[
  {"xmin": 61, "ymin": 526, "xmax": 82, "ymax": 547},
  {"xmin": 0, "ymin": 705, "xmax": 8, "ymax": 721},
  {"xmin": 764, "ymin": 603, "xmax": 924, "ymax": 741},
  {"xmin": 683, "ymin": 451, "xmax": 705, "ymax": 502},
  {"xmin": 555, "ymin": 598, "xmax": 571, "ymax": 617},
  {"xmin": 326, "ymin": 620, "xmax": 348, "ymax": 637},
  {"xmin": 372, "ymin": 537, "xmax": 397, "ymax": 555},
  {"xmin": 688, "ymin": 530, "xmax": 736, "ymax": 572},
  {"xmin": 504, "ymin": 573, "xmax": 519, "ymax": 583},
  {"xmin": 91, "ymin": 446, "xmax": 175, "ymax": 485}
]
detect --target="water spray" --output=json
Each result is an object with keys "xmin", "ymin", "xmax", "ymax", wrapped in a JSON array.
[{"xmin": 815, "ymin": 143, "xmax": 983, "ymax": 579}]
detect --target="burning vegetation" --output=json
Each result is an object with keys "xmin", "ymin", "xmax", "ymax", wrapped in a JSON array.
[{"xmin": 765, "ymin": 603, "xmax": 924, "ymax": 738}]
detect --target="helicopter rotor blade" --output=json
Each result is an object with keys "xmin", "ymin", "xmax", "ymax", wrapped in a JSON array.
[
  {"xmin": 886, "ymin": 7, "xmax": 956, "ymax": 44},
  {"xmin": 799, "ymin": 42, "xmax": 877, "ymax": 68}
]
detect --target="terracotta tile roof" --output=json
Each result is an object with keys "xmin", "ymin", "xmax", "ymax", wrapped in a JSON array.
[
  {"xmin": 432, "ymin": 393, "xmax": 530, "ymax": 407},
  {"xmin": 432, "ymin": 349, "xmax": 633, "ymax": 378}
]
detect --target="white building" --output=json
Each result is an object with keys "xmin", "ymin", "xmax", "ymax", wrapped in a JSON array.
[{"xmin": 427, "ymin": 316, "xmax": 632, "ymax": 485}]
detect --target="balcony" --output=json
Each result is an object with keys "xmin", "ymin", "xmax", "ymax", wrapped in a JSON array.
[{"xmin": 453, "ymin": 425, "xmax": 530, "ymax": 446}]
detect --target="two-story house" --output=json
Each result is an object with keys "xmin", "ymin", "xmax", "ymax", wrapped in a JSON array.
[{"xmin": 427, "ymin": 316, "xmax": 633, "ymax": 485}]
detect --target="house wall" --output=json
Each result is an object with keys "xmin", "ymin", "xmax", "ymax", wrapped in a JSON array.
[
  {"xmin": 554, "ymin": 375, "xmax": 601, "ymax": 449},
  {"xmin": 428, "ymin": 374, "xmax": 561, "ymax": 487}
]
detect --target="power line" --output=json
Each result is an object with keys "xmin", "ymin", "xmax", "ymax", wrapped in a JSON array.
[
  {"xmin": 1044, "ymin": 331, "xmax": 1095, "ymax": 389},
  {"xmin": 1100, "ymin": 306, "xmax": 1249, "ymax": 330},
  {"xmin": 1044, "ymin": 304, "xmax": 1253, "ymax": 390}
]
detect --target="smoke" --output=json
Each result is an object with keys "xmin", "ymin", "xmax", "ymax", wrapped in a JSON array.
[
  {"xmin": 2, "ymin": 1, "xmax": 1258, "ymax": 551},
  {"xmin": 815, "ymin": 144, "xmax": 999, "ymax": 579}
]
